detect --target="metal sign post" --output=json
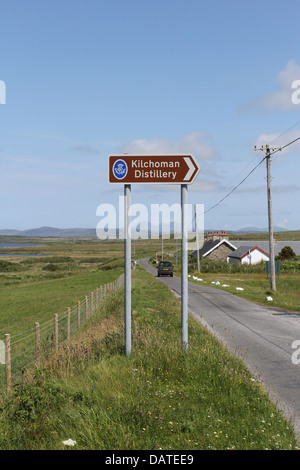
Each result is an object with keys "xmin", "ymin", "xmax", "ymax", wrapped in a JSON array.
[
  {"xmin": 181, "ymin": 184, "xmax": 188, "ymax": 351},
  {"xmin": 124, "ymin": 184, "xmax": 131, "ymax": 356}
]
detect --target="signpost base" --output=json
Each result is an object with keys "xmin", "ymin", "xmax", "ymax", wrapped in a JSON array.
[{"xmin": 181, "ymin": 184, "xmax": 188, "ymax": 351}]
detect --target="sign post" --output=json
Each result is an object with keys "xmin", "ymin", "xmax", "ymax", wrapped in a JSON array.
[
  {"xmin": 181, "ymin": 184, "xmax": 188, "ymax": 350},
  {"xmin": 124, "ymin": 184, "xmax": 131, "ymax": 356},
  {"xmin": 109, "ymin": 154, "xmax": 200, "ymax": 354}
]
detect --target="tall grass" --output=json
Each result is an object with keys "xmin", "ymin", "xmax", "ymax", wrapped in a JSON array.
[{"xmin": 0, "ymin": 267, "xmax": 297, "ymax": 450}]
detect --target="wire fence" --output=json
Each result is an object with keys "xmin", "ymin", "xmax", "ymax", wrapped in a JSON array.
[{"xmin": 0, "ymin": 274, "xmax": 124, "ymax": 394}]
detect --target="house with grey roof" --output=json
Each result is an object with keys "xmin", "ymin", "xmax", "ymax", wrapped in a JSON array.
[
  {"xmin": 190, "ymin": 238, "xmax": 237, "ymax": 261},
  {"xmin": 190, "ymin": 229, "xmax": 300, "ymax": 264},
  {"xmin": 231, "ymin": 240, "xmax": 300, "ymax": 257},
  {"xmin": 227, "ymin": 245, "xmax": 270, "ymax": 264}
]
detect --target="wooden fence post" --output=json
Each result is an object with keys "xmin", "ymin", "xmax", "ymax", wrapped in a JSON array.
[
  {"xmin": 54, "ymin": 314, "xmax": 58, "ymax": 353},
  {"xmin": 77, "ymin": 301, "xmax": 80, "ymax": 329},
  {"xmin": 91, "ymin": 292, "xmax": 93, "ymax": 314},
  {"xmin": 35, "ymin": 322, "xmax": 40, "ymax": 368},
  {"xmin": 85, "ymin": 296, "xmax": 88, "ymax": 319},
  {"xmin": 67, "ymin": 307, "xmax": 71, "ymax": 341},
  {"xmin": 5, "ymin": 334, "xmax": 11, "ymax": 394}
]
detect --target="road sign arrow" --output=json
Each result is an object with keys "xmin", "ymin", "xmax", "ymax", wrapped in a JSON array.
[{"xmin": 183, "ymin": 157, "xmax": 197, "ymax": 181}]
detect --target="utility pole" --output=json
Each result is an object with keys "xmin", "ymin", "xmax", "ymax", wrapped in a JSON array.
[
  {"xmin": 175, "ymin": 223, "xmax": 178, "ymax": 266},
  {"xmin": 266, "ymin": 145, "xmax": 276, "ymax": 291},
  {"xmin": 254, "ymin": 144, "xmax": 281, "ymax": 291}
]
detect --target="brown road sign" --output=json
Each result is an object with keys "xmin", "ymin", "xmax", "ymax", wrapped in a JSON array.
[{"xmin": 109, "ymin": 154, "xmax": 200, "ymax": 184}]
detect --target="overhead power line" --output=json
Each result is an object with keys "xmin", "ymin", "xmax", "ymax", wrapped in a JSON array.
[
  {"xmin": 203, "ymin": 134, "xmax": 300, "ymax": 215},
  {"xmin": 204, "ymin": 156, "xmax": 266, "ymax": 214},
  {"xmin": 270, "ymin": 135, "xmax": 300, "ymax": 156},
  {"xmin": 267, "ymin": 119, "xmax": 300, "ymax": 146},
  {"xmin": 194, "ymin": 131, "xmax": 300, "ymax": 292}
]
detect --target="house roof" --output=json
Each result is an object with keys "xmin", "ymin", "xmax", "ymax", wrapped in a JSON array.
[
  {"xmin": 190, "ymin": 238, "xmax": 237, "ymax": 258},
  {"xmin": 228, "ymin": 245, "xmax": 269, "ymax": 260},
  {"xmin": 229, "ymin": 240, "xmax": 300, "ymax": 256}
]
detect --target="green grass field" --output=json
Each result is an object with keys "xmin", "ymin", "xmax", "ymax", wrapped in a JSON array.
[
  {"xmin": 228, "ymin": 230, "xmax": 300, "ymax": 241},
  {"xmin": 0, "ymin": 237, "xmax": 177, "ymax": 334}
]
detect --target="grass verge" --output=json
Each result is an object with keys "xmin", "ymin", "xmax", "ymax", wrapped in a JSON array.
[
  {"xmin": 0, "ymin": 267, "xmax": 298, "ymax": 450},
  {"xmin": 186, "ymin": 270, "xmax": 300, "ymax": 312}
]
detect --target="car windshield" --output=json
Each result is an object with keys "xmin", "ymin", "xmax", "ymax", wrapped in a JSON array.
[{"xmin": 159, "ymin": 262, "xmax": 172, "ymax": 267}]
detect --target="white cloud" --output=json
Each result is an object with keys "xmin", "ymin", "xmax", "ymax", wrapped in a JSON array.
[
  {"xmin": 141, "ymin": 178, "xmax": 222, "ymax": 193},
  {"xmin": 191, "ymin": 178, "xmax": 223, "ymax": 193},
  {"xmin": 119, "ymin": 132, "xmax": 217, "ymax": 161},
  {"xmin": 70, "ymin": 145, "xmax": 100, "ymax": 155},
  {"xmin": 241, "ymin": 60, "xmax": 300, "ymax": 113},
  {"xmin": 260, "ymin": 60, "xmax": 300, "ymax": 111},
  {"xmin": 254, "ymin": 129, "xmax": 300, "ymax": 155}
]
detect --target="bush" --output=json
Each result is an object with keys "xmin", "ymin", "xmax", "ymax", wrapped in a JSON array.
[
  {"xmin": 0, "ymin": 260, "xmax": 23, "ymax": 272},
  {"xmin": 281, "ymin": 261, "xmax": 300, "ymax": 272},
  {"xmin": 42, "ymin": 263, "xmax": 59, "ymax": 272},
  {"xmin": 189, "ymin": 256, "xmax": 265, "ymax": 274},
  {"xmin": 277, "ymin": 246, "xmax": 296, "ymax": 261}
]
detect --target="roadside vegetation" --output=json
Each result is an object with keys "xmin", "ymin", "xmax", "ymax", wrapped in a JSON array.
[
  {"xmin": 184, "ymin": 256, "xmax": 300, "ymax": 313},
  {"xmin": 0, "ymin": 267, "xmax": 298, "ymax": 450}
]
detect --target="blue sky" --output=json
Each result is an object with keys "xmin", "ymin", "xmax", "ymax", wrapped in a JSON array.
[{"xmin": 1, "ymin": 0, "xmax": 300, "ymax": 232}]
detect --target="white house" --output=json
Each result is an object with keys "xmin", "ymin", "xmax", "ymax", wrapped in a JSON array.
[{"xmin": 227, "ymin": 245, "xmax": 270, "ymax": 265}]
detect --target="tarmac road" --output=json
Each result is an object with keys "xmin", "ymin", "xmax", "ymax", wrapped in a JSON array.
[{"xmin": 137, "ymin": 257, "xmax": 300, "ymax": 439}]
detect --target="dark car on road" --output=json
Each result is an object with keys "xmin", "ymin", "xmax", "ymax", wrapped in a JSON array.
[{"xmin": 157, "ymin": 261, "xmax": 173, "ymax": 277}]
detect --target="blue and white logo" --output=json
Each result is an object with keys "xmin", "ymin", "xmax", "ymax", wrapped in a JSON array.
[{"xmin": 113, "ymin": 159, "xmax": 128, "ymax": 180}]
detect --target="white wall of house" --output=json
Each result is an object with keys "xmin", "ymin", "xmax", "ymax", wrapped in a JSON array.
[{"xmin": 240, "ymin": 249, "xmax": 269, "ymax": 265}]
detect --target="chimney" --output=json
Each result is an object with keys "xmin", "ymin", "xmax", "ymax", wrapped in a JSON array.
[
  {"xmin": 208, "ymin": 230, "xmax": 228, "ymax": 241},
  {"xmin": 221, "ymin": 230, "xmax": 228, "ymax": 240}
]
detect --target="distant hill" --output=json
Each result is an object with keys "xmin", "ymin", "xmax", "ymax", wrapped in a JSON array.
[
  {"xmin": 0, "ymin": 225, "xmax": 297, "ymax": 240},
  {"xmin": 226, "ymin": 226, "xmax": 292, "ymax": 234},
  {"xmin": 0, "ymin": 227, "xmax": 97, "ymax": 238}
]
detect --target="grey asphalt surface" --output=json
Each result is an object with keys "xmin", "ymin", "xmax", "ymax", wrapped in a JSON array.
[{"xmin": 138, "ymin": 257, "xmax": 300, "ymax": 439}]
